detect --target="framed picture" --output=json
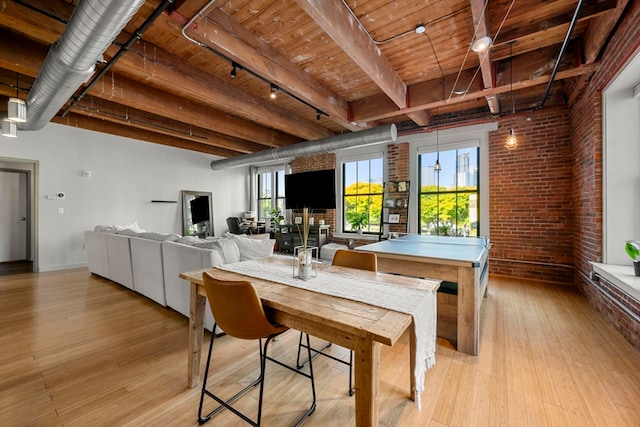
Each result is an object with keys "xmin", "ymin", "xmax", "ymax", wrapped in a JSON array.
[
  {"xmin": 397, "ymin": 181, "xmax": 408, "ymax": 192},
  {"xmin": 384, "ymin": 199, "xmax": 396, "ymax": 207},
  {"xmin": 385, "ymin": 182, "xmax": 397, "ymax": 192},
  {"xmin": 388, "ymin": 214, "xmax": 400, "ymax": 224},
  {"xmin": 395, "ymin": 199, "xmax": 405, "ymax": 208}
]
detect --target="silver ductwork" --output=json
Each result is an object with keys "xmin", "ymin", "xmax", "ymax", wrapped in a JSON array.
[
  {"xmin": 210, "ymin": 124, "xmax": 397, "ymax": 170},
  {"xmin": 20, "ymin": 0, "xmax": 145, "ymax": 131}
]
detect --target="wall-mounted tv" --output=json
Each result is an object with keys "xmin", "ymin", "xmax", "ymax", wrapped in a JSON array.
[{"xmin": 285, "ymin": 169, "xmax": 336, "ymax": 211}]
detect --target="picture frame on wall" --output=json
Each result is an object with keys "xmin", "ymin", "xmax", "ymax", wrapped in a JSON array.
[
  {"xmin": 388, "ymin": 214, "xmax": 400, "ymax": 224},
  {"xmin": 384, "ymin": 199, "xmax": 396, "ymax": 207}
]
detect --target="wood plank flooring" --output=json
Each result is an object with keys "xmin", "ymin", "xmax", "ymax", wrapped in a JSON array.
[{"xmin": 1, "ymin": 269, "xmax": 639, "ymax": 426}]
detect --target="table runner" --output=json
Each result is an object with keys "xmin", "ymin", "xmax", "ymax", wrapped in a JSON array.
[{"xmin": 216, "ymin": 256, "xmax": 437, "ymax": 408}]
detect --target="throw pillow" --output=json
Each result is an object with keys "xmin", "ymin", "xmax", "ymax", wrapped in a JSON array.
[{"xmin": 227, "ymin": 234, "xmax": 275, "ymax": 261}]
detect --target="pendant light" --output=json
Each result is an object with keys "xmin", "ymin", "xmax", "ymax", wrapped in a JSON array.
[
  {"xmin": 505, "ymin": 42, "xmax": 518, "ymax": 150},
  {"xmin": 434, "ymin": 76, "xmax": 443, "ymax": 172},
  {"xmin": 7, "ymin": 74, "xmax": 27, "ymax": 123}
]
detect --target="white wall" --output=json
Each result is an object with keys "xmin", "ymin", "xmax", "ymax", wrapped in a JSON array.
[{"xmin": 0, "ymin": 123, "xmax": 250, "ymax": 271}]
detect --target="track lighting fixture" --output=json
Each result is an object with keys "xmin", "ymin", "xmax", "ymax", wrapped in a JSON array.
[
  {"xmin": 316, "ymin": 110, "xmax": 321, "ymax": 120},
  {"xmin": 471, "ymin": 35, "xmax": 492, "ymax": 53},
  {"xmin": 230, "ymin": 63, "xmax": 237, "ymax": 78},
  {"xmin": 270, "ymin": 83, "xmax": 277, "ymax": 99},
  {"xmin": 414, "ymin": 24, "xmax": 426, "ymax": 34}
]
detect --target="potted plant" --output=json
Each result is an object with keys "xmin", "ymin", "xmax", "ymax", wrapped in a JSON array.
[
  {"xmin": 346, "ymin": 210, "xmax": 369, "ymax": 235},
  {"xmin": 625, "ymin": 240, "xmax": 640, "ymax": 276},
  {"xmin": 268, "ymin": 207, "xmax": 284, "ymax": 233}
]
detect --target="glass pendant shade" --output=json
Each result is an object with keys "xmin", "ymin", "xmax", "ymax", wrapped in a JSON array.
[{"xmin": 8, "ymin": 98, "xmax": 27, "ymax": 123}]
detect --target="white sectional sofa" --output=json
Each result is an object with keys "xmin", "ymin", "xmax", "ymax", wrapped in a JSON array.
[{"xmin": 85, "ymin": 224, "xmax": 275, "ymax": 332}]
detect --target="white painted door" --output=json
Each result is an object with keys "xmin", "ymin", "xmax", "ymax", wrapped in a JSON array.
[{"xmin": 0, "ymin": 170, "xmax": 28, "ymax": 262}]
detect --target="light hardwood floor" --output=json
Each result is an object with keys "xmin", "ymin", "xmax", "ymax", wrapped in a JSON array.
[{"xmin": 1, "ymin": 269, "xmax": 639, "ymax": 426}]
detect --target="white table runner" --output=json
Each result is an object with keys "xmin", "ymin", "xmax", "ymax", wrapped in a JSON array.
[{"xmin": 216, "ymin": 256, "xmax": 437, "ymax": 408}]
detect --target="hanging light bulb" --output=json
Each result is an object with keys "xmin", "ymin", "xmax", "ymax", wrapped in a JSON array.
[
  {"xmin": 270, "ymin": 83, "xmax": 277, "ymax": 99},
  {"xmin": 505, "ymin": 42, "xmax": 518, "ymax": 150}
]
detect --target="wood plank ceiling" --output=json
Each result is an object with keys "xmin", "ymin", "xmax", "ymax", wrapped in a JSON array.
[{"xmin": 0, "ymin": 0, "xmax": 630, "ymax": 157}]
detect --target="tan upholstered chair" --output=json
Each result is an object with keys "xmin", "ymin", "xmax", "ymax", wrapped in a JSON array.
[
  {"xmin": 296, "ymin": 249, "xmax": 377, "ymax": 396},
  {"xmin": 198, "ymin": 272, "xmax": 316, "ymax": 425}
]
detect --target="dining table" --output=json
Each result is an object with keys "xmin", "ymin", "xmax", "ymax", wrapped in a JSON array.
[{"xmin": 179, "ymin": 255, "xmax": 439, "ymax": 426}]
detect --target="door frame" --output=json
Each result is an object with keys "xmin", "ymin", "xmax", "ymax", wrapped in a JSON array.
[{"xmin": 0, "ymin": 158, "xmax": 39, "ymax": 271}]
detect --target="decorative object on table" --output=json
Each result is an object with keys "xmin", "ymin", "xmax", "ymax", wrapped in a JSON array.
[
  {"xmin": 625, "ymin": 240, "xmax": 640, "ymax": 276},
  {"xmin": 346, "ymin": 209, "xmax": 369, "ymax": 235},
  {"xmin": 293, "ymin": 207, "xmax": 318, "ymax": 280},
  {"xmin": 388, "ymin": 213, "xmax": 400, "ymax": 224}
]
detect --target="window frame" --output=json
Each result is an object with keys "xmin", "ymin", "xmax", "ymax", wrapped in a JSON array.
[
  {"xmin": 253, "ymin": 164, "xmax": 288, "ymax": 224},
  {"xmin": 335, "ymin": 147, "xmax": 386, "ymax": 238}
]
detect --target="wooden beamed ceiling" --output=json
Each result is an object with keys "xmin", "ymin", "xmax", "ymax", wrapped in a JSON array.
[{"xmin": 0, "ymin": 0, "xmax": 630, "ymax": 157}]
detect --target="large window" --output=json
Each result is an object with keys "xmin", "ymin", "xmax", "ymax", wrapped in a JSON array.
[
  {"xmin": 342, "ymin": 157, "xmax": 383, "ymax": 233},
  {"xmin": 418, "ymin": 146, "xmax": 479, "ymax": 236},
  {"xmin": 256, "ymin": 166, "xmax": 285, "ymax": 222}
]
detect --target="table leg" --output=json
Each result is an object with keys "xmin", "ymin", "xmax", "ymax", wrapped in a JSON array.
[
  {"xmin": 188, "ymin": 281, "xmax": 206, "ymax": 388},
  {"xmin": 409, "ymin": 325, "xmax": 416, "ymax": 401},
  {"xmin": 353, "ymin": 337, "xmax": 381, "ymax": 427},
  {"xmin": 456, "ymin": 267, "xmax": 478, "ymax": 356}
]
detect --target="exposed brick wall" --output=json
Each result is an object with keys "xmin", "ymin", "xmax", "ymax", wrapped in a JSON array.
[
  {"xmin": 570, "ymin": 1, "xmax": 640, "ymax": 349},
  {"xmin": 488, "ymin": 107, "xmax": 575, "ymax": 283}
]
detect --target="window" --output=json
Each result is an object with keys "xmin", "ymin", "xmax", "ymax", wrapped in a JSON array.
[
  {"xmin": 342, "ymin": 157, "xmax": 383, "ymax": 233},
  {"xmin": 256, "ymin": 166, "xmax": 286, "ymax": 222},
  {"xmin": 418, "ymin": 146, "xmax": 479, "ymax": 236}
]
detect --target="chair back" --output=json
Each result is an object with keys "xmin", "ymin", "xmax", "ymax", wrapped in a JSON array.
[
  {"xmin": 332, "ymin": 249, "xmax": 377, "ymax": 272},
  {"xmin": 202, "ymin": 272, "xmax": 283, "ymax": 340},
  {"xmin": 226, "ymin": 217, "xmax": 242, "ymax": 235}
]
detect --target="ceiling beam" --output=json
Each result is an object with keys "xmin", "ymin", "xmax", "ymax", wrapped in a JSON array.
[
  {"xmin": 0, "ymin": 34, "xmax": 301, "ymax": 151},
  {"xmin": 182, "ymin": 6, "xmax": 362, "ymax": 131},
  {"xmin": 295, "ymin": 0, "xmax": 430, "ymax": 127},
  {"xmin": 582, "ymin": 0, "xmax": 630, "ymax": 64},
  {"xmin": 53, "ymin": 113, "xmax": 239, "ymax": 157},
  {"xmin": 469, "ymin": 0, "xmax": 499, "ymax": 114},
  {"xmin": 351, "ymin": 62, "xmax": 599, "ymax": 123},
  {"xmin": 117, "ymin": 39, "xmax": 334, "ymax": 141}
]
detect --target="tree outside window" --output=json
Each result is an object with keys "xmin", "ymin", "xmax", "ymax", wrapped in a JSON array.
[
  {"xmin": 342, "ymin": 158, "xmax": 383, "ymax": 233},
  {"xmin": 419, "ymin": 147, "xmax": 479, "ymax": 237}
]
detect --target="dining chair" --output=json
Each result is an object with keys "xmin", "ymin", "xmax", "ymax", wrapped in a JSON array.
[
  {"xmin": 198, "ymin": 272, "xmax": 316, "ymax": 426},
  {"xmin": 296, "ymin": 249, "xmax": 377, "ymax": 396}
]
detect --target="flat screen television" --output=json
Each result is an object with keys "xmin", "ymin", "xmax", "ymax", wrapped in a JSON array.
[
  {"xmin": 189, "ymin": 196, "xmax": 210, "ymax": 224},
  {"xmin": 285, "ymin": 169, "xmax": 336, "ymax": 211}
]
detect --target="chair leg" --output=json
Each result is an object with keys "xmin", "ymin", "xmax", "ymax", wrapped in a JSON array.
[
  {"xmin": 297, "ymin": 332, "xmax": 354, "ymax": 396},
  {"xmin": 296, "ymin": 332, "xmax": 331, "ymax": 369},
  {"xmin": 198, "ymin": 328, "xmax": 316, "ymax": 426}
]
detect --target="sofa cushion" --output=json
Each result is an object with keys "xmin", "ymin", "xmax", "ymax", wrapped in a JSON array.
[
  {"xmin": 175, "ymin": 235, "xmax": 205, "ymax": 245},
  {"xmin": 215, "ymin": 238, "xmax": 241, "ymax": 263},
  {"xmin": 141, "ymin": 231, "xmax": 180, "ymax": 241},
  {"xmin": 116, "ymin": 228, "xmax": 145, "ymax": 237},
  {"xmin": 114, "ymin": 222, "xmax": 145, "ymax": 233},
  {"xmin": 227, "ymin": 234, "xmax": 275, "ymax": 261}
]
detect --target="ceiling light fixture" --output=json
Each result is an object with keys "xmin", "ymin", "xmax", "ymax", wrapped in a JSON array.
[
  {"xmin": 505, "ymin": 42, "xmax": 518, "ymax": 151},
  {"xmin": 414, "ymin": 24, "xmax": 426, "ymax": 34},
  {"xmin": 230, "ymin": 63, "xmax": 237, "ymax": 78},
  {"xmin": 7, "ymin": 74, "xmax": 27, "ymax": 123},
  {"xmin": 316, "ymin": 110, "xmax": 322, "ymax": 120},
  {"xmin": 471, "ymin": 35, "xmax": 492, "ymax": 53},
  {"xmin": 270, "ymin": 84, "xmax": 278, "ymax": 99},
  {"xmin": 2, "ymin": 118, "xmax": 18, "ymax": 138}
]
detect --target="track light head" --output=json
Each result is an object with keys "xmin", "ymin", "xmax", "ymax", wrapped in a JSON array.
[
  {"xmin": 230, "ymin": 64, "xmax": 237, "ymax": 78},
  {"xmin": 270, "ymin": 84, "xmax": 277, "ymax": 99},
  {"xmin": 471, "ymin": 35, "xmax": 492, "ymax": 52}
]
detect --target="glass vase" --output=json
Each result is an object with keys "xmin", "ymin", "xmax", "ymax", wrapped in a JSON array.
[{"xmin": 293, "ymin": 246, "xmax": 318, "ymax": 280}]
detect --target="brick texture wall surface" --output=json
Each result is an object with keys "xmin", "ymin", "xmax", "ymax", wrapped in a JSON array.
[
  {"xmin": 570, "ymin": 2, "xmax": 640, "ymax": 350},
  {"xmin": 489, "ymin": 107, "xmax": 575, "ymax": 283}
]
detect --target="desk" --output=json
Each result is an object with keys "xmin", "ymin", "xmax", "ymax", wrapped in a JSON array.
[
  {"xmin": 357, "ymin": 234, "xmax": 489, "ymax": 356},
  {"xmin": 180, "ymin": 256, "xmax": 438, "ymax": 427}
]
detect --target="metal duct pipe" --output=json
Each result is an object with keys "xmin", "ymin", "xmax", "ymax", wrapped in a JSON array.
[
  {"xmin": 20, "ymin": 0, "xmax": 145, "ymax": 131},
  {"xmin": 210, "ymin": 124, "xmax": 397, "ymax": 170}
]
